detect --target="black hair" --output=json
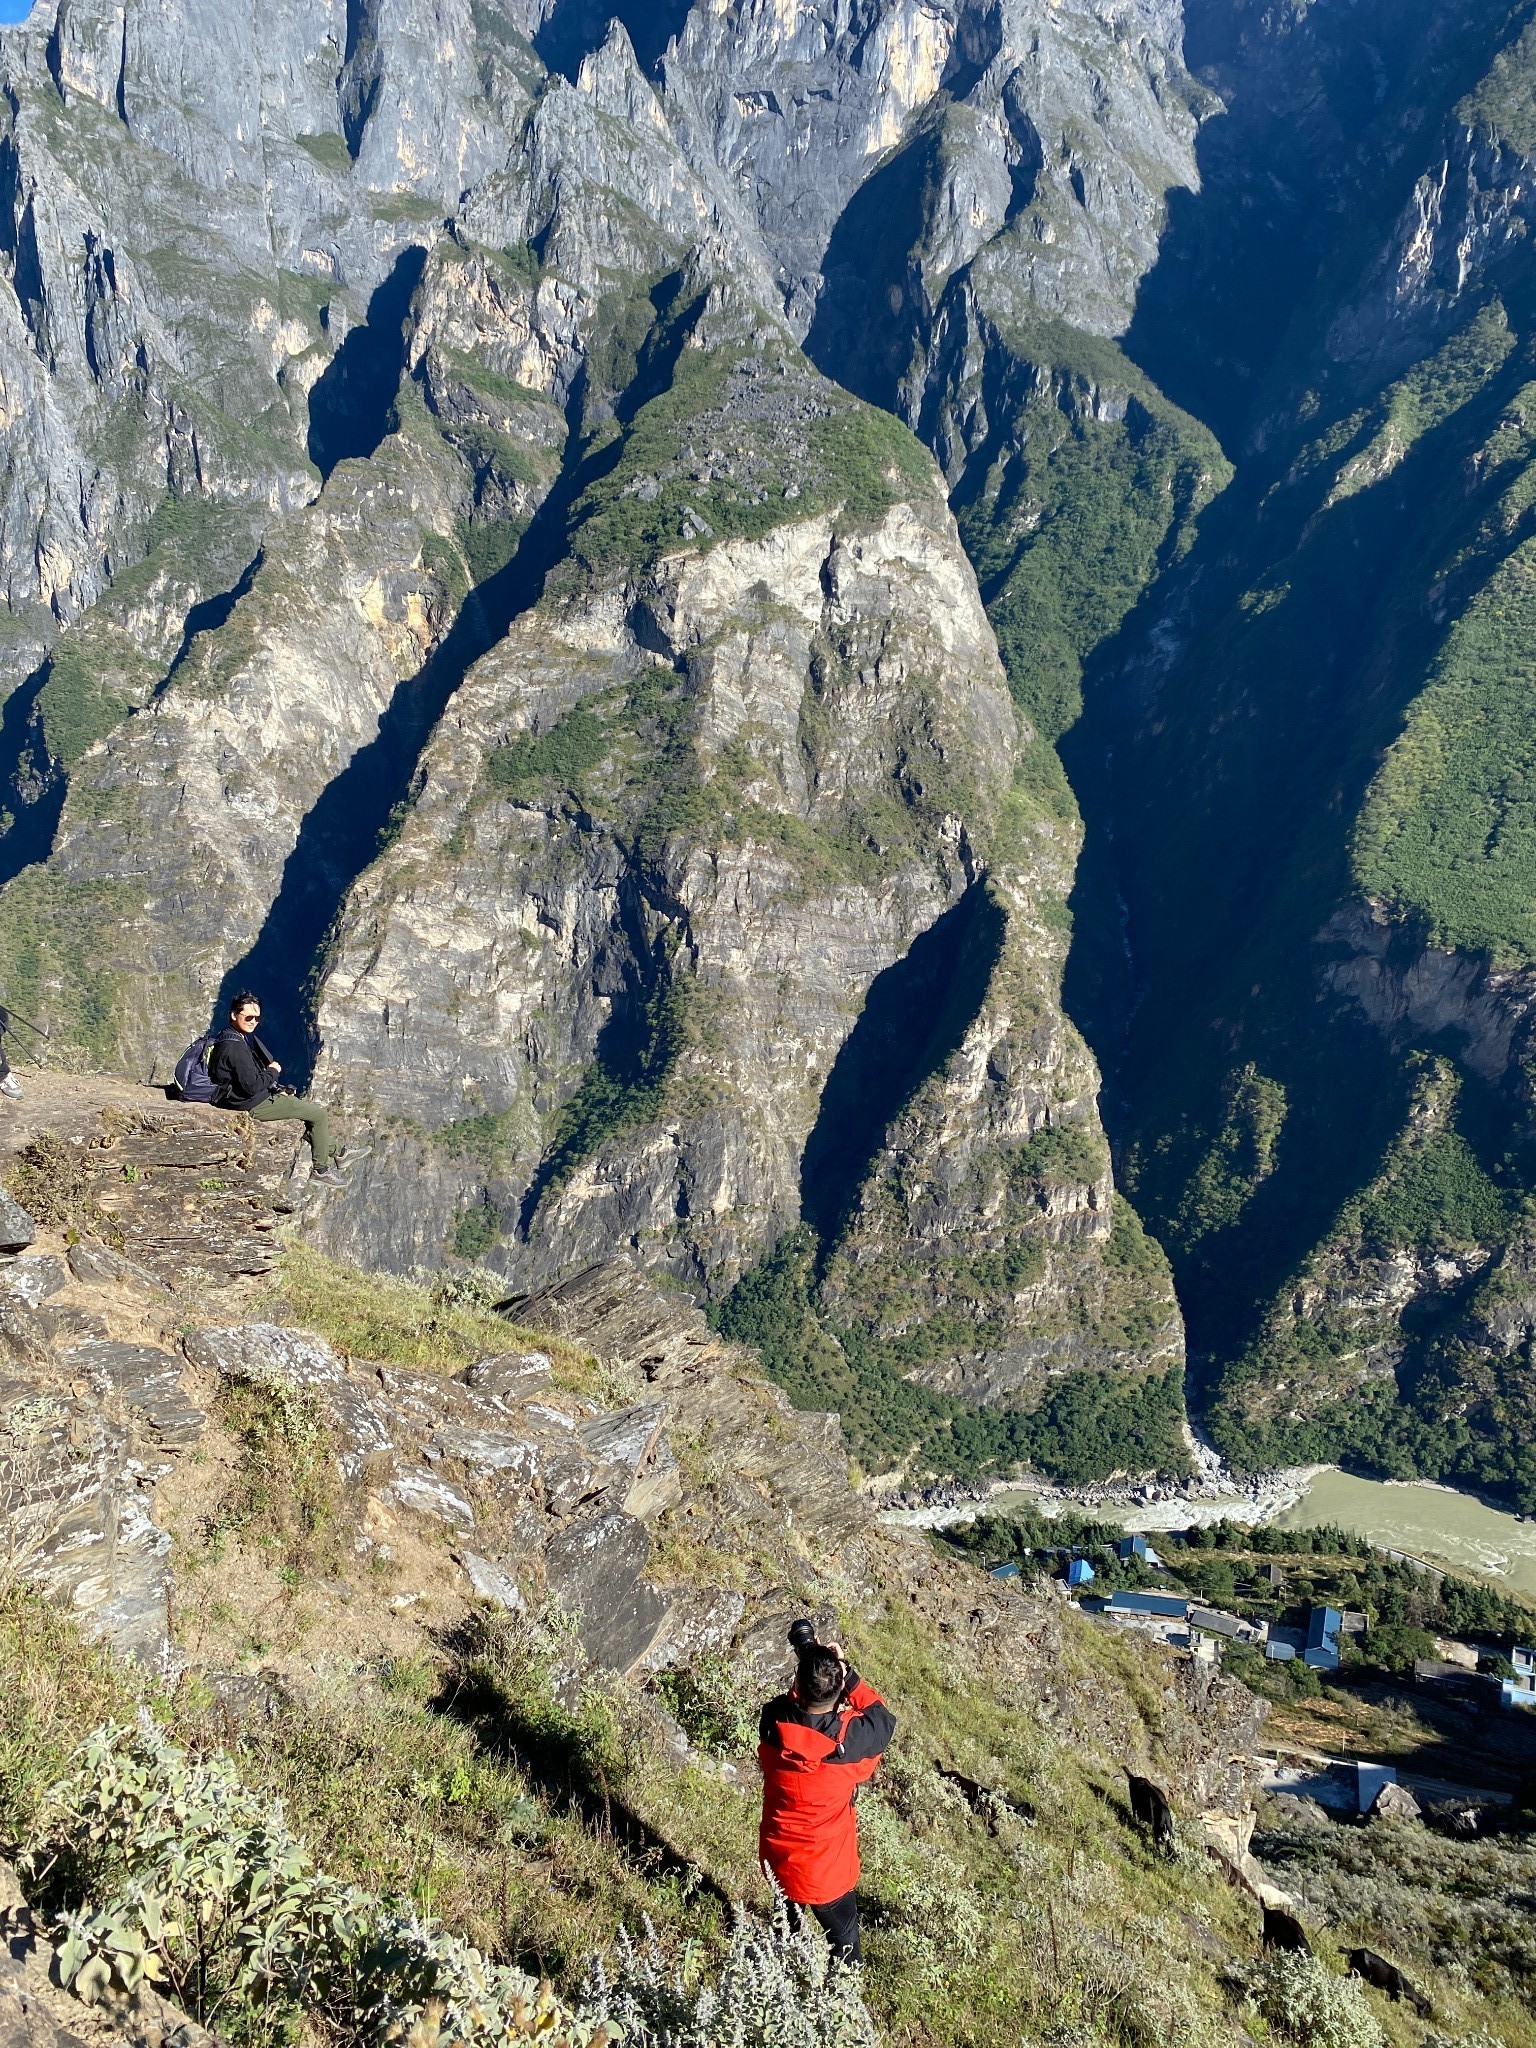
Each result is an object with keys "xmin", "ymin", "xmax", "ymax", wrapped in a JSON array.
[
  {"xmin": 228, "ymin": 990, "xmax": 261, "ymax": 1016},
  {"xmin": 796, "ymin": 1645, "xmax": 843, "ymax": 1707}
]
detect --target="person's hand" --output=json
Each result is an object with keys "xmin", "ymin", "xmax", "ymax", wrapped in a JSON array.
[{"xmin": 266, "ymin": 1061, "xmax": 282, "ymax": 1075}]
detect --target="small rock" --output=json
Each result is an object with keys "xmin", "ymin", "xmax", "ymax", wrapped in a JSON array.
[
  {"xmin": 66, "ymin": 1239, "xmax": 167, "ymax": 1293},
  {"xmin": 0, "ymin": 1191, "xmax": 35, "ymax": 1254},
  {"xmin": 431, "ymin": 1425, "xmax": 542, "ymax": 1475},
  {"xmin": 463, "ymin": 1350, "xmax": 552, "ymax": 1396},
  {"xmin": 1370, "ymin": 1781, "xmax": 1422, "ymax": 1823},
  {"xmin": 458, "ymin": 1552, "xmax": 525, "ymax": 1610},
  {"xmin": 383, "ymin": 1467, "xmax": 475, "ymax": 1528},
  {"xmin": 0, "ymin": 1256, "xmax": 66, "ymax": 1306}
]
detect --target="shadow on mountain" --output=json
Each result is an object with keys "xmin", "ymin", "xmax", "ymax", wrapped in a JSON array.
[
  {"xmin": 0, "ymin": 657, "xmax": 64, "ymax": 892},
  {"xmin": 224, "ymin": 273, "xmax": 699, "ymax": 1083},
  {"xmin": 803, "ymin": 131, "xmax": 938, "ymax": 413},
  {"xmin": 1123, "ymin": 0, "xmax": 1528, "ymax": 449},
  {"xmin": 800, "ymin": 881, "xmax": 1004, "ymax": 1251},
  {"xmin": 516, "ymin": 874, "xmax": 683, "ymax": 1237},
  {"xmin": 153, "ymin": 548, "xmax": 265, "ymax": 701},
  {"xmin": 307, "ymin": 244, "xmax": 428, "ymax": 479},
  {"xmin": 215, "ymin": 492, "xmax": 563, "ymax": 1080},
  {"xmin": 535, "ymin": 0, "xmax": 691, "ymax": 79},
  {"xmin": 1062, "ymin": 282, "xmax": 1536, "ymax": 1378}
]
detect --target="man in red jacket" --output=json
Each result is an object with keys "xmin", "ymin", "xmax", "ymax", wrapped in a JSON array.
[{"xmin": 758, "ymin": 1627, "xmax": 896, "ymax": 1966}]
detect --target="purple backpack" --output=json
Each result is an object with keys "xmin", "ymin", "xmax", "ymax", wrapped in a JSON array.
[{"xmin": 173, "ymin": 1032, "xmax": 220, "ymax": 1104}]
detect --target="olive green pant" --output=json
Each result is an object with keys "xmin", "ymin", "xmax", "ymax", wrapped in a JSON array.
[{"xmin": 250, "ymin": 1093, "xmax": 333, "ymax": 1168}]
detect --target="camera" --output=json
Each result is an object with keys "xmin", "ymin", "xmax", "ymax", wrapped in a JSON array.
[{"xmin": 788, "ymin": 1617, "xmax": 817, "ymax": 1651}]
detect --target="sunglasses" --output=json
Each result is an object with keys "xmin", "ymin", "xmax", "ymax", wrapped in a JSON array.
[{"xmin": 238, "ymin": 1011, "xmax": 261, "ymax": 1021}]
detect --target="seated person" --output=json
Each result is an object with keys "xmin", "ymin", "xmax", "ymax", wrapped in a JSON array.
[{"xmin": 208, "ymin": 992, "xmax": 347, "ymax": 1186}]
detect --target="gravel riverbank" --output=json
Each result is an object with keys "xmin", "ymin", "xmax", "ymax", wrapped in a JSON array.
[{"xmin": 875, "ymin": 1460, "xmax": 1328, "ymax": 1534}]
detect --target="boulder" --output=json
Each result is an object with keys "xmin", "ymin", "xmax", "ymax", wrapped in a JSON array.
[
  {"xmin": 66, "ymin": 1241, "xmax": 168, "ymax": 1294},
  {"xmin": 0, "ymin": 1258, "xmax": 65, "ymax": 1306},
  {"xmin": 185, "ymin": 1322, "xmax": 344, "ymax": 1392},
  {"xmin": 0, "ymin": 1193, "xmax": 35, "ymax": 1256},
  {"xmin": 186, "ymin": 1323, "xmax": 394, "ymax": 1476},
  {"xmin": 578, "ymin": 1401, "xmax": 682, "ymax": 1519},
  {"xmin": 1370, "ymin": 1780, "xmax": 1422, "ymax": 1823},
  {"xmin": 636, "ymin": 1587, "xmax": 746, "ymax": 1672},
  {"xmin": 66, "ymin": 1343, "xmax": 205, "ymax": 1450},
  {"xmin": 383, "ymin": 1468, "xmax": 475, "ymax": 1529},
  {"xmin": 462, "ymin": 1351, "xmax": 552, "ymax": 1397},
  {"xmin": 544, "ymin": 1511, "xmax": 670, "ymax": 1674},
  {"xmin": 429, "ymin": 1426, "xmax": 543, "ymax": 1476},
  {"xmin": 458, "ymin": 1552, "xmax": 525, "ymax": 1611}
]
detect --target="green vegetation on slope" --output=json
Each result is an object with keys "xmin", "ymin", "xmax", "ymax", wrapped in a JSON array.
[
  {"xmin": 1199, "ymin": 1061, "xmax": 1536, "ymax": 1507},
  {"xmin": 956, "ymin": 319, "xmax": 1230, "ymax": 743},
  {"xmin": 565, "ymin": 326, "xmax": 935, "ymax": 579},
  {"xmin": 1355, "ymin": 537, "xmax": 1536, "ymax": 961},
  {"xmin": 714, "ymin": 1222, "xmax": 1188, "ymax": 1485},
  {"xmin": 0, "ymin": 1580, "xmax": 1321, "ymax": 2048}
]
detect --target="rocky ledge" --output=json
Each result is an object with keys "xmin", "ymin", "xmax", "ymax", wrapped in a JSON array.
[{"xmin": 0, "ymin": 1078, "xmax": 1263, "ymax": 1939}]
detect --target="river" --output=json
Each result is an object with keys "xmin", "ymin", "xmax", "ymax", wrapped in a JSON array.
[
  {"xmin": 884, "ymin": 1463, "xmax": 1536, "ymax": 1601},
  {"xmin": 1271, "ymin": 1468, "xmax": 1536, "ymax": 1599}
]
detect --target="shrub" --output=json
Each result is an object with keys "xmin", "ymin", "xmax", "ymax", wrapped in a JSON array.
[
  {"xmin": 29, "ymin": 1718, "xmax": 606, "ymax": 2048},
  {"xmin": 582, "ymin": 1894, "xmax": 876, "ymax": 2048},
  {"xmin": 651, "ymin": 1658, "xmax": 759, "ymax": 1759},
  {"xmin": 214, "ymin": 1378, "xmax": 349, "ymax": 1576},
  {"xmin": 1247, "ymin": 1952, "xmax": 1386, "ymax": 2048},
  {"xmin": 5, "ymin": 1130, "xmax": 120, "ymax": 1242}
]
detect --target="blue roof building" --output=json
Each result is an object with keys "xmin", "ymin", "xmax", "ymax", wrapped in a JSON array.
[
  {"xmin": 1066, "ymin": 1558, "xmax": 1096, "ymax": 1588},
  {"xmin": 1304, "ymin": 1606, "xmax": 1342, "ymax": 1670},
  {"xmin": 989, "ymin": 1561, "xmax": 1021, "ymax": 1581},
  {"xmin": 1117, "ymin": 1534, "xmax": 1148, "ymax": 1561},
  {"xmin": 1102, "ymin": 1591, "xmax": 1189, "ymax": 1619}
]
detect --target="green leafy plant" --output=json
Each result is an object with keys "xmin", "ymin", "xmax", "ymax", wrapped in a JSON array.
[
  {"xmin": 582, "ymin": 1891, "xmax": 876, "ymax": 2048},
  {"xmin": 651, "ymin": 1658, "xmax": 758, "ymax": 1759},
  {"xmin": 33, "ymin": 1719, "xmax": 608, "ymax": 2047}
]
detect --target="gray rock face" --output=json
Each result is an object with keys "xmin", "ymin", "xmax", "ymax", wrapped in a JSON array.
[
  {"xmin": 543, "ymin": 1510, "xmax": 669, "ymax": 1675},
  {"xmin": 305, "ymin": 482, "xmax": 1029, "ymax": 1296},
  {"xmin": 662, "ymin": 0, "xmax": 1200, "ymax": 339},
  {"xmin": 66, "ymin": 1340, "xmax": 206, "ymax": 1449},
  {"xmin": 0, "ymin": 0, "xmax": 1202, "ymax": 1460}
]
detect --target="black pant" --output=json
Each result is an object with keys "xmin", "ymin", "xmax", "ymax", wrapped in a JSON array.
[{"xmin": 798, "ymin": 1890, "xmax": 861, "ymax": 1966}]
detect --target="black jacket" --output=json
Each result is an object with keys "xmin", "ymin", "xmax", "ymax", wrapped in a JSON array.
[{"xmin": 208, "ymin": 1026, "xmax": 276, "ymax": 1111}]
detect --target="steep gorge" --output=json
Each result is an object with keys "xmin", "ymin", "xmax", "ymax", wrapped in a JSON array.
[
  {"xmin": 0, "ymin": 0, "xmax": 1190, "ymax": 1492},
  {"xmin": 7, "ymin": 0, "xmax": 1536, "ymax": 1503}
]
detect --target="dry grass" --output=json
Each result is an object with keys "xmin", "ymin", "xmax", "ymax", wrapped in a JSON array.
[
  {"xmin": 264, "ymin": 1246, "xmax": 630, "ymax": 1403},
  {"xmin": 3, "ymin": 1129, "xmax": 122, "ymax": 1244}
]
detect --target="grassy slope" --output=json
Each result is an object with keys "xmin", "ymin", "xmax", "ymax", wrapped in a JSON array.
[{"xmin": 0, "ymin": 1226, "xmax": 1318, "ymax": 2048}]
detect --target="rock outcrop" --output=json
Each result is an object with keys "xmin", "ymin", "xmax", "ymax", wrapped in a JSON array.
[{"xmin": 0, "ymin": 1081, "xmax": 1253, "ymax": 1847}]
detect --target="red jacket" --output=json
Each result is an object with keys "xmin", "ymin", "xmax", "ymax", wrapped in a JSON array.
[{"xmin": 758, "ymin": 1673, "xmax": 895, "ymax": 1905}]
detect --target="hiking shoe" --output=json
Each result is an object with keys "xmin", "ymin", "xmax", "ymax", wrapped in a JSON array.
[
  {"xmin": 311, "ymin": 1165, "xmax": 350, "ymax": 1187},
  {"xmin": 0, "ymin": 1075, "xmax": 21, "ymax": 1098}
]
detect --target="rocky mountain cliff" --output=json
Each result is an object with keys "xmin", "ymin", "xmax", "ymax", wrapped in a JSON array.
[
  {"xmin": 8, "ymin": 0, "xmax": 1536, "ymax": 1505},
  {"xmin": 0, "ymin": 0, "xmax": 1196, "ymax": 1489}
]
